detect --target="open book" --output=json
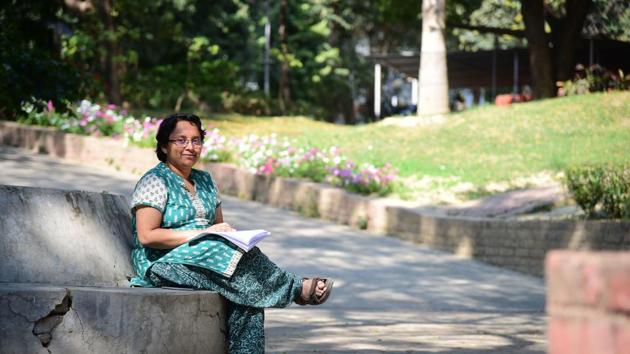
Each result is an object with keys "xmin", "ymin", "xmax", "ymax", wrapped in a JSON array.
[{"xmin": 190, "ymin": 229, "xmax": 270, "ymax": 252}]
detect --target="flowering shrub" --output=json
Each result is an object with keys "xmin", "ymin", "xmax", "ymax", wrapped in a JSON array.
[
  {"xmin": 18, "ymin": 101, "xmax": 74, "ymax": 128},
  {"xmin": 122, "ymin": 115, "xmax": 163, "ymax": 147},
  {"xmin": 228, "ymin": 134, "xmax": 396, "ymax": 195},
  {"xmin": 18, "ymin": 100, "xmax": 163, "ymax": 146},
  {"xmin": 200, "ymin": 128, "xmax": 232, "ymax": 162},
  {"xmin": 329, "ymin": 159, "xmax": 397, "ymax": 196},
  {"xmin": 18, "ymin": 100, "xmax": 397, "ymax": 196}
]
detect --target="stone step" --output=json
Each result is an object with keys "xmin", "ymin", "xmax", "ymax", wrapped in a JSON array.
[{"xmin": 0, "ymin": 283, "xmax": 226, "ymax": 353}]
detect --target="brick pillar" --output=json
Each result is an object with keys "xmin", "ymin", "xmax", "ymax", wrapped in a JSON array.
[{"xmin": 546, "ymin": 251, "xmax": 630, "ymax": 354}]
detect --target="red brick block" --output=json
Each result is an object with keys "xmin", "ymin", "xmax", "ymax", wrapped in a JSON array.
[
  {"xmin": 548, "ymin": 315, "xmax": 630, "ymax": 354},
  {"xmin": 546, "ymin": 251, "xmax": 630, "ymax": 312},
  {"xmin": 608, "ymin": 266, "xmax": 630, "ymax": 313},
  {"xmin": 547, "ymin": 251, "xmax": 630, "ymax": 354},
  {"xmin": 616, "ymin": 326, "xmax": 630, "ymax": 354},
  {"xmin": 548, "ymin": 317, "xmax": 583, "ymax": 354}
]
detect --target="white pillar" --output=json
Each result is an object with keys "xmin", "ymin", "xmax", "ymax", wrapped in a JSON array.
[
  {"xmin": 374, "ymin": 63, "xmax": 381, "ymax": 118},
  {"xmin": 411, "ymin": 78, "xmax": 418, "ymax": 105}
]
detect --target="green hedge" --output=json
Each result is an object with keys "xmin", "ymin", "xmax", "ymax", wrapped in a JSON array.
[{"xmin": 565, "ymin": 164, "xmax": 630, "ymax": 219}]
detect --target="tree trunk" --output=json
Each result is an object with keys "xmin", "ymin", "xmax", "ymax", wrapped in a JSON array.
[
  {"xmin": 278, "ymin": 0, "xmax": 290, "ymax": 114},
  {"xmin": 417, "ymin": 0, "xmax": 449, "ymax": 116},
  {"xmin": 549, "ymin": 0, "xmax": 593, "ymax": 81},
  {"xmin": 96, "ymin": 0, "xmax": 122, "ymax": 105},
  {"xmin": 520, "ymin": 0, "xmax": 555, "ymax": 99}
]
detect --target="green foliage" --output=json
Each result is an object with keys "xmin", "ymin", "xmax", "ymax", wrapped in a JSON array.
[
  {"xmin": 124, "ymin": 64, "xmax": 187, "ymax": 110},
  {"xmin": 222, "ymin": 92, "xmax": 277, "ymax": 116},
  {"xmin": 4, "ymin": 0, "xmax": 630, "ymax": 122},
  {"xmin": 601, "ymin": 166, "xmax": 630, "ymax": 219},
  {"xmin": 453, "ymin": 0, "xmax": 525, "ymax": 51},
  {"xmin": 565, "ymin": 166, "xmax": 604, "ymax": 217},
  {"xmin": 276, "ymin": 158, "xmax": 329, "ymax": 183},
  {"xmin": 0, "ymin": 1, "xmax": 84, "ymax": 119},
  {"xmin": 565, "ymin": 164, "xmax": 630, "ymax": 219},
  {"xmin": 560, "ymin": 64, "xmax": 630, "ymax": 96},
  {"xmin": 0, "ymin": 48, "xmax": 83, "ymax": 119},
  {"xmin": 586, "ymin": 0, "xmax": 630, "ymax": 42},
  {"xmin": 453, "ymin": 0, "xmax": 630, "ymax": 50},
  {"xmin": 17, "ymin": 102, "xmax": 75, "ymax": 128}
]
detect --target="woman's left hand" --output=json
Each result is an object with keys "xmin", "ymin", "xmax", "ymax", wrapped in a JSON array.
[{"xmin": 207, "ymin": 222, "xmax": 236, "ymax": 233}]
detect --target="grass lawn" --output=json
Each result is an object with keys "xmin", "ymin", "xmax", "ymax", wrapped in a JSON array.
[
  {"xmin": 146, "ymin": 91, "xmax": 630, "ymax": 201},
  {"xmin": 202, "ymin": 92, "xmax": 630, "ymax": 201}
]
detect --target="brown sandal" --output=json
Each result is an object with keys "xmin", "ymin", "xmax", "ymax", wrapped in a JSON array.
[{"xmin": 295, "ymin": 277, "xmax": 334, "ymax": 306}]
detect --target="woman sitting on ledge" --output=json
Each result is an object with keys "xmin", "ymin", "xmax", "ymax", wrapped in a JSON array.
[{"xmin": 129, "ymin": 113, "xmax": 333, "ymax": 353}]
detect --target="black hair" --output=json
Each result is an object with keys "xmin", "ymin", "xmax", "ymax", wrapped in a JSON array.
[{"xmin": 155, "ymin": 113, "xmax": 206, "ymax": 162}]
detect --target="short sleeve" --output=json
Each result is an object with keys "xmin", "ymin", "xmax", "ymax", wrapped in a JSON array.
[{"xmin": 131, "ymin": 174, "xmax": 167, "ymax": 213}]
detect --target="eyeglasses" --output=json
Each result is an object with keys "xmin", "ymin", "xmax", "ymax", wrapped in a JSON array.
[{"xmin": 168, "ymin": 137, "xmax": 203, "ymax": 148}]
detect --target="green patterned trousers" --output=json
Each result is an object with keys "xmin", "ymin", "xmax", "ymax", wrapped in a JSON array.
[{"xmin": 148, "ymin": 247, "xmax": 303, "ymax": 354}]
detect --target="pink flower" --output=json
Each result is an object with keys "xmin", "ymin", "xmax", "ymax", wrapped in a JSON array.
[
  {"xmin": 46, "ymin": 100, "xmax": 54, "ymax": 112},
  {"xmin": 259, "ymin": 159, "xmax": 276, "ymax": 174}
]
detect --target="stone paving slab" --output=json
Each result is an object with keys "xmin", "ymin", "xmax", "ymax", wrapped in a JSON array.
[{"xmin": 0, "ymin": 146, "xmax": 547, "ymax": 353}]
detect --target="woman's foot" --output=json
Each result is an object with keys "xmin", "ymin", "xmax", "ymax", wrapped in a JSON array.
[{"xmin": 295, "ymin": 277, "xmax": 334, "ymax": 306}]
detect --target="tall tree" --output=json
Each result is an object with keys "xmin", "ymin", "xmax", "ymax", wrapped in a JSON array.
[
  {"xmin": 520, "ymin": 0, "xmax": 555, "ymax": 98},
  {"xmin": 277, "ymin": 0, "xmax": 290, "ymax": 114},
  {"xmin": 95, "ymin": 0, "xmax": 122, "ymax": 105},
  {"xmin": 521, "ymin": 0, "xmax": 592, "ymax": 98},
  {"xmin": 417, "ymin": 0, "xmax": 449, "ymax": 116},
  {"xmin": 450, "ymin": 0, "xmax": 598, "ymax": 99}
]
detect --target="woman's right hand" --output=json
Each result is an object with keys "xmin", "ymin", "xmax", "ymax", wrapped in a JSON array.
[{"xmin": 206, "ymin": 223, "xmax": 236, "ymax": 233}]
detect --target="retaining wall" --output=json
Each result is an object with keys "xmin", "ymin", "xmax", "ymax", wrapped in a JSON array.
[{"xmin": 2, "ymin": 121, "xmax": 629, "ymax": 278}]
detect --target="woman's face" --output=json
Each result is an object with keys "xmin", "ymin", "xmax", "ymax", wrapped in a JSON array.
[{"xmin": 162, "ymin": 120, "xmax": 203, "ymax": 170}]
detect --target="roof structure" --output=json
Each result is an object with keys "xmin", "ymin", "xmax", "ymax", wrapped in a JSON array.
[
  {"xmin": 367, "ymin": 38, "xmax": 630, "ymax": 90},
  {"xmin": 368, "ymin": 49, "xmax": 530, "ymax": 89}
]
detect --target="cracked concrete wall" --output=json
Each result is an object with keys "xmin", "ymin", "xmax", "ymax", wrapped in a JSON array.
[
  {"xmin": 0, "ymin": 284, "xmax": 227, "ymax": 354},
  {"xmin": 0, "ymin": 185, "xmax": 135, "ymax": 286},
  {"xmin": 0, "ymin": 186, "xmax": 228, "ymax": 353}
]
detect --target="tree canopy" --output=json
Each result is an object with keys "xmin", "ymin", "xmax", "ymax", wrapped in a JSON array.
[{"xmin": 1, "ymin": 0, "xmax": 628, "ymax": 121}]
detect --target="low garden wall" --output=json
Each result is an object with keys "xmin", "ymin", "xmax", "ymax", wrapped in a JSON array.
[{"xmin": 2, "ymin": 120, "xmax": 629, "ymax": 278}]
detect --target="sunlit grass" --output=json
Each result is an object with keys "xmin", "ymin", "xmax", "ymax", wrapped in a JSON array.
[{"xmin": 135, "ymin": 91, "xmax": 630, "ymax": 201}]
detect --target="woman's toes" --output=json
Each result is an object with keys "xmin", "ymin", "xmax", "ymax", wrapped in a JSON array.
[{"xmin": 316, "ymin": 281, "xmax": 326, "ymax": 296}]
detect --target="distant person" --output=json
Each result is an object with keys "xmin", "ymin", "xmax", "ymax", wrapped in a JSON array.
[
  {"xmin": 453, "ymin": 92, "xmax": 466, "ymax": 111},
  {"xmin": 129, "ymin": 113, "xmax": 333, "ymax": 353}
]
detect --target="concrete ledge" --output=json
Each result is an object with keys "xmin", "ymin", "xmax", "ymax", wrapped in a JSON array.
[
  {"xmin": 546, "ymin": 251, "xmax": 630, "ymax": 354},
  {"xmin": 0, "ymin": 184, "xmax": 228, "ymax": 353},
  {"xmin": 0, "ymin": 283, "xmax": 226, "ymax": 354},
  {"xmin": 0, "ymin": 185, "xmax": 135, "ymax": 286},
  {"xmin": 3, "ymin": 122, "xmax": 630, "ymax": 278}
]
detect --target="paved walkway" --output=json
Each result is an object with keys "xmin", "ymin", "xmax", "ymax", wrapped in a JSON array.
[{"xmin": 0, "ymin": 146, "xmax": 547, "ymax": 353}]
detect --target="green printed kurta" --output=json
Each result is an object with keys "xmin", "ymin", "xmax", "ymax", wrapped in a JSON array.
[
  {"xmin": 129, "ymin": 162, "xmax": 303, "ymax": 353},
  {"xmin": 129, "ymin": 162, "xmax": 243, "ymax": 287}
]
